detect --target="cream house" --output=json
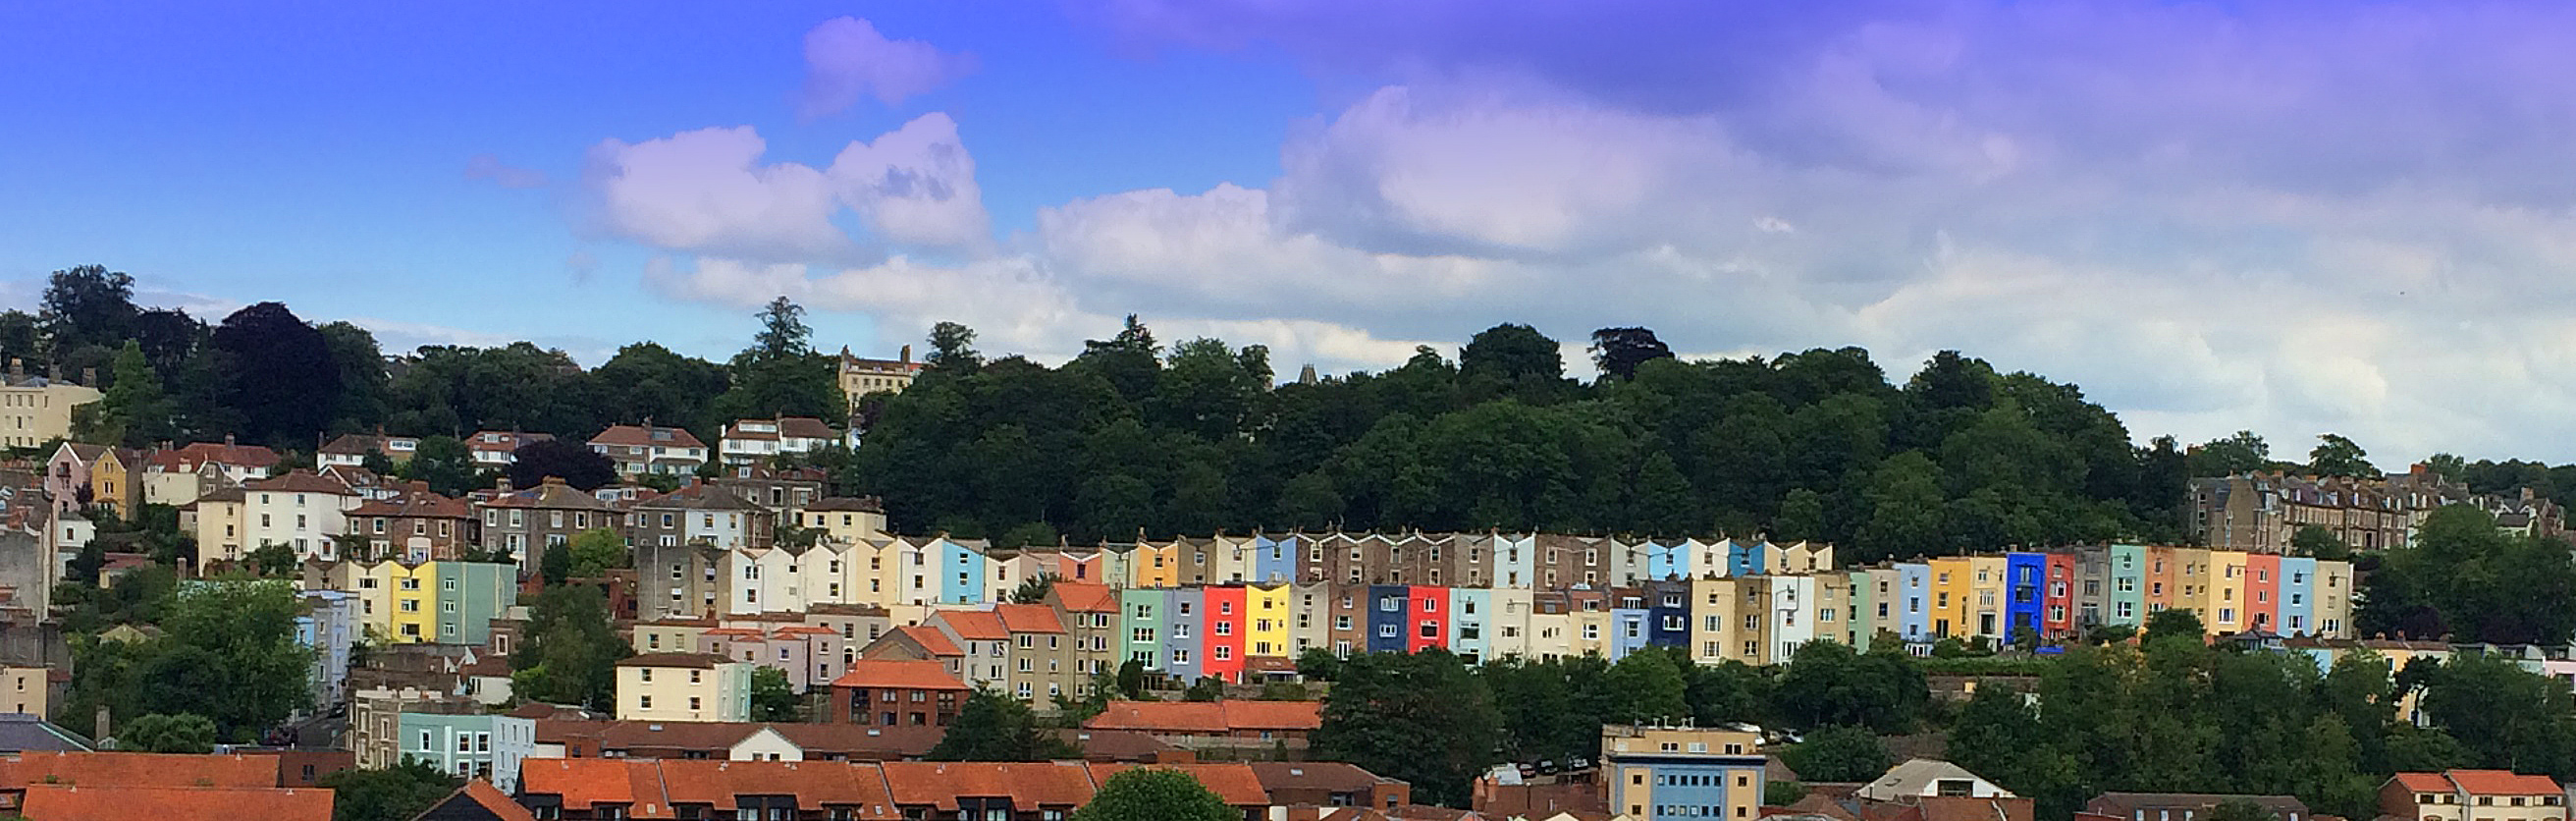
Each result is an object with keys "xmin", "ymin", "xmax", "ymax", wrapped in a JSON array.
[{"xmin": 615, "ymin": 652, "xmax": 752, "ymax": 723}]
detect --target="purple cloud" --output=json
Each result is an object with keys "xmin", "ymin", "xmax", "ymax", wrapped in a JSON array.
[{"xmin": 798, "ymin": 17, "xmax": 976, "ymax": 119}]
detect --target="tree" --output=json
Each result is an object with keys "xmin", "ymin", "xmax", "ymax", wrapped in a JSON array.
[
  {"xmin": 1589, "ymin": 327, "xmax": 1674, "ymax": 381},
  {"xmin": 319, "ymin": 759, "xmax": 463, "ymax": 821},
  {"xmin": 75, "ymin": 340, "xmax": 172, "ymax": 447},
  {"xmin": 1009, "ymin": 573, "xmax": 1060, "ymax": 605},
  {"xmin": 750, "ymin": 666, "xmax": 801, "ymax": 722},
  {"xmin": 511, "ymin": 584, "xmax": 631, "ymax": 709},
  {"xmin": 211, "ymin": 301, "xmax": 342, "ymax": 447},
  {"xmin": 926, "ymin": 321, "xmax": 983, "ymax": 373},
  {"xmin": 398, "ymin": 435, "xmax": 481, "ymax": 496},
  {"xmin": 566, "ymin": 527, "xmax": 627, "ymax": 578},
  {"xmin": 40, "ymin": 264, "xmax": 140, "ymax": 363},
  {"xmin": 118, "ymin": 712, "xmax": 215, "ymax": 753},
  {"xmin": 1773, "ymin": 641, "xmax": 1925, "ymax": 734},
  {"xmin": 927, "ymin": 688, "xmax": 1078, "ymax": 761},
  {"xmin": 316, "ymin": 320, "xmax": 390, "ymax": 431},
  {"xmin": 2144, "ymin": 609, "xmax": 2207, "ymax": 645},
  {"xmin": 718, "ymin": 297, "xmax": 846, "ymax": 421},
  {"xmin": 509, "ymin": 438, "xmax": 617, "ymax": 491},
  {"xmin": 1072, "ymin": 768, "xmax": 1239, "ymax": 821},
  {"xmin": 2187, "ymin": 431, "xmax": 2272, "ymax": 477},
  {"xmin": 1601, "ymin": 649, "xmax": 1689, "ymax": 724},
  {"xmin": 539, "ymin": 541, "xmax": 572, "ymax": 586},
  {"xmin": 1313, "ymin": 651, "xmax": 1501, "ymax": 806},
  {"xmin": 1460, "ymin": 323, "xmax": 1565, "ymax": 400},
  {"xmin": 1781, "ymin": 725, "xmax": 1893, "ymax": 783},
  {"xmin": 1183, "ymin": 677, "xmax": 1225, "ymax": 702},
  {"xmin": 149, "ymin": 579, "xmax": 313, "ymax": 741},
  {"xmin": 2308, "ymin": 434, "xmax": 2375, "ymax": 478},
  {"xmin": 2291, "ymin": 525, "xmax": 2350, "ymax": 561}
]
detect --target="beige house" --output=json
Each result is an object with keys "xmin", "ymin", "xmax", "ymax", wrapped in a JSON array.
[
  {"xmin": 837, "ymin": 347, "xmax": 923, "ymax": 411},
  {"xmin": 0, "ymin": 666, "xmax": 54, "ymax": 718},
  {"xmin": 188, "ymin": 486, "xmax": 250, "ymax": 574},
  {"xmin": 2382, "ymin": 771, "xmax": 2568, "ymax": 821},
  {"xmin": 616, "ymin": 652, "xmax": 752, "ymax": 723},
  {"xmin": 0, "ymin": 369, "xmax": 98, "ymax": 451}
]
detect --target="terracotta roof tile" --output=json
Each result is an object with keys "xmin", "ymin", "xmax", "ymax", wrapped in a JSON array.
[
  {"xmin": 0, "ymin": 751, "xmax": 280, "ymax": 789},
  {"xmin": 518, "ymin": 757, "xmax": 666, "ymax": 812},
  {"xmin": 881, "ymin": 762, "xmax": 1099, "ymax": 810},
  {"xmin": 19, "ymin": 784, "xmax": 333, "ymax": 821},
  {"xmin": 994, "ymin": 604, "xmax": 1067, "ymax": 634},
  {"xmin": 434, "ymin": 780, "xmax": 536, "ymax": 821},
  {"xmin": 935, "ymin": 610, "xmax": 1010, "ymax": 641},
  {"xmin": 890, "ymin": 626, "xmax": 960, "ymax": 657},
  {"xmin": 1049, "ymin": 582, "xmax": 1120, "ymax": 614},
  {"xmin": 167, "ymin": 441, "xmax": 283, "ymax": 468},
  {"xmin": 659, "ymin": 759, "xmax": 896, "ymax": 814},
  {"xmin": 591, "ymin": 425, "xmax": 707, "ymax": 449},
  {"xmin": 832, "ymin": 660, "xmax": 970, "ymax": 690},
  {"xmin": 2443, "ymin": 770, "xmax": 2561, "ymax": 795},
  {"xmin": 1082, "ymin": 700, "xmax": 1320, "ymax": 734},
  {"xmin": 2390, "ymin": 773, "xmax": 2452, "ymax": 793}
]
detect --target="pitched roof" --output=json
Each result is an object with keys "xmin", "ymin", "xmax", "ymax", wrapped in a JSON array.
[
  {"xmin": 1082, "ymin": 700, "xmax": 1321, "ymax": 734},
  {"xmin": 481, "ymin": 477, "xmax": 617, "ymax": 511},
  {"xmin": 617, "ymin": 652, "xmax": 735, "ymax": 670},
  {"xmin": 768, "ymin": 724, "xmax": 949, "ymax": 759},
  {"xmin": 1050, "ymin": 582, "xmax": 1119, "ymax": 614},
  {"xmin": 319, "ymin": 433, "xmax": 390, "ymax": 456},
  {"xmin": 934, "ymin": 610, "xmax": 1009, "ymax": 641},
  {"xmin": 0, "ymin": 750, "xmax": 280, "ymax": 789},
  {"xmin": 881, "ymin": 761, "xmax": 1100, "ymax": 810},
  {"xmin": 168, "ymin": 441, "xmax": 283, "ymax": 468},
  {"xmin": 887, "ymin": 626, "xmax": 960, "ymax": 657},
  {"xmin": 517, "ymin": 757, "xmax": 667, "ymax": 811},
  {"xmin": 1088, "ymin": 763, "xmax": 1271, "ymax": 806},
  {"xmin": 1249, "ymin": 761, "xmax": 1402, "ymax": 794},
  {"xmin": 244, "ymin": 469, "xmax": 357, "ymax": 496},
  {"xmin": 0, "ymin": 713, "xmax": 95, "ymax": 753},
  {"xmin": 831, "ymin": 660, "xmax": 970, "ymax": 691},
  {"xmin": 348, "ymin": 488, "xmax": 472, "ymax": 520},
  {"xmin": 993, "ymin": 604, "xmax": 1067, "ymax": 634},
  {"xmin": 591, "ymin": 425, "xmax": 706, "ymax": 449},
  {"xmin": 2086, "ymin": 794, "xmax": 2307, "ymax": 816},
  {"xmin": 1860, "ymin": 760, "xmax": 2011, "ymax": 802},
  {"xmin": 806, "ymin": 497, "xmax": 886, "ymax": 513},
  {"xmin": 2390, "ymin": 773, "xmax": 2453, "ymax": 793},
  {"xmin": 2442, "ymin": 770, "xmax": 2561, "ymax": 795},
  {"xmin": 631, "ymin": 483, "xmax": 765, "ymax": 512},
  {"xmin": 419, "ymin": 780, "xmax": 536, "ymax": 821},
  {"xmin": 777, "ymin": 416, "xmax": 838, "ymax": 439},
  {"xmin": 660, "ymin": 759, "xmax": 897, "ymax": 813},
  {"xmin": 20, "ymin": 784, "xmax": 334, "ymax": 821}
]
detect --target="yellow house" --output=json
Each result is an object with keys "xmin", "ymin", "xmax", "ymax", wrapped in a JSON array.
[
  {"xmin": 633, "ymin": 620, "xmax": 715, "ymax": 655},
  {"xmin": 2208, "ymin": 550, "xmax": 2249, "ymax": 634},
  {"xmin": 1966, "ymin": 555, "xmax": 2007, "ymax": 639},
  {"xmin": 382, "ymin": 561, "xmax": 439, "ymax": 643},
  {"xmin": 87, "ymin": 448, "xmax": 138, "ymax": 518},
  {"xmin": 1687, "ymin": 576, "xmax": 1767, "ymax": 665},
  {"xmin": 189, "ymin": 486, "xmax": 248, "ymax": 575},
  {"xmin": 1926, "ymin": 557, "xmax": 1973, "ymax": 639},
  {"xmin": 616, "ymin": 652, "xmax": 751, "ymax": 723},
  {"xmin": 1129, "ymin": 541, "xmax": 1181, "ymax": 588},
  {"xmin": 1, "ymin": 666, "xmax": 52, "ymax": 718},
  {"xmin": 2172, "ymin": 547, "xmax": 2214, "ymax": 629},
  {"xmin": 1246, "ymin": 584, "xmax": 1292, "ymax": 658},
  {"xmin": 801, "ymin": 499, "xmax": 888, "ymax": 544}
]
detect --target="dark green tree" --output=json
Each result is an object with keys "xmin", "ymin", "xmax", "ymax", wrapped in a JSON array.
[
  {"xmin": 749, "ymin": 666, "xmax": 801, "ymax": 722},
  {"xmin": 926, "ymin": 321, "xmax": 983, "ymax": 374},
  {"xmin": 2291, "ymin": 525, "xmax": 2350, "ymax": 560},
  {"xmin": 39, "ymin": 264, "xmax": 140, "ymax": 366},
  {"xmin": 2308, "ymin": 434, "xmax": 2375, "ymax": 478},
  {"xmin": 211, "ymin": 301, "xmax": 342, "ymax": 447},
  {"xmin": 118, "ymin": 712, "xmax": 216, "ymax": 753},
  {"xmin": 511, "ymin": 583, "xmax": 631, "ymax": 709},
  {"xmin": 565, "ymin": 527, "xmax": 626, "ymax": 578},
  {"xmin": 1008, "ymin": 574, "xmax": 1060, "ymax": 605},
  {"xmin": 397, "ymin": 435, "xmax": 481, "ymax": 496},
  {"xmin": 319, "ymin": 759, "xmax": 463, "ymax": 821},
  {"xmin": 2186, "ymin": 430, "xmax": 2271, "ymax": 477},
  {"xmin": 1781, "ymin": 725, "xmax": 1893, "ymax": 783},
  {"xmin": 75, "ymin": 340, "xmax": 172, "ymax": 447},
  {"xmin": 718, "ymin": 298, "xmax": 846, "ymax": 421},
  {"xmin": 508, "ymin": 438, "xmax": 617, "ymax": 492},
  {"xmin": 927, "ymin": 688, "xmax": 1079, "ymax": 761},
  {"xmin": 1312, "ymin": 650, "xmax": 1501, "ymax": 806},
  {"xmin": 1072, "ymin": 768, "xmax": 1240, "ymax": 821},
  {"xmin": 1773, "ymin": 641, "xmax": 1925, "ymax": 733},
  {"xmin": 149, "ymin": 579, "xmax": 313, "ymax": 741},
  {"xmin": 1588, "ymin": 327, "xmax": 1674, "ymax": 381}
]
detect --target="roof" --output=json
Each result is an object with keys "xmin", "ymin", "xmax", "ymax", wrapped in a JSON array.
[
  {"xmin": 1249, "ymin": 761, "xmax": 1402, "ymax": 794},
  {"xmin": 481, "ymin": 477, "xmax": 617, "ymax": 511},
  {"xmin": 167, "ymin": 441, "xmax": 283, "ymax": 468},
  {"xmin": 887, "ymin": 626, "xmax": 960, "ymax": 657},
  {"xmin": 517, "ymin": 757, "xmax": 666, "ymax": 811},
  {"xmin": 319, "ymin": 433, "xmax": 389, "ymax": 456},
  {"xmin": 617, "ymin": 652, "xmax": 736, "ymax": 670},
  {"xmin": 243, "ymin": 469, "xmax": 357, "ymax": 496},
  {"xmin": 349, "ymin": 488, "xmax": 472, "ymax": 520},
  {"xmin": 2390, "ymin": 773, "xmax": 2452, "ymax": 793},
  {"xmin": 769, "ymin": 724, "xmax": 948, "ymax": 759},
  {"xmin": 831, "ymin": 660, "xmax": 971, "ymax": 690},
  {"xmin": 591, "ymin": 424, "xmax": 707, "ymax": 449},
  {"xmin": 2440, "ymin": 770, "xmax": 2562, "ymax": 795},
  {"xmin": 20, "ymin": 784, "xmax": 334, "ymax": 821},
  {"xmin": 881, "ymin": 761, "xmax": 1100, "ymax": 810},
  {"xmin": 0, "ymin": 713, "xmax": 94, "ymax": 753},
  {"xmin": 0, "ymin": 751, "xmax": 281, "ymax": 789},
  {"xmin": 1050, "ymin": 582, "xmax": 1119, "ymax": 614},
  {"xmin": 807, "ymin": 497, "xmax": 886, "ymax": 513},
  {"xmin": 631, "ymin": 483, "xmax": 766, "ymax": 512},
  {"xmin": 2087, "ymin": 794, "xmax": 2307, "ymax": 815},
  {"xmin": 1859, "ymin": 759, "xmax": 2011, "ymax": 802},
  {"xmin": 934, "ymin": 610, "xmax": 1010, "ymax": 641},
  {"xmin": 994, "ymin": 604, "xmax": 1067, "ymax": 634},
  {"xmin": 1089, "ymin": 763, "xmax": 1271, "ymax": 806},
  {"xmin": 419, "ymin": 780, "xmax": 536, "ymax": 821},
  {"xmin": 1082, "ymin": 700, "xmax": 1321, "ymax": 734},
  {"xmin": 660, "ymin": 759, "xmax": 897, "ymax": 815}
]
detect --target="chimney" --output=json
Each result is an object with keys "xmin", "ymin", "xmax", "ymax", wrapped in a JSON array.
[
  {"xmin": 80, "ymin": 366, "xmax": 95, "ymax": 386},
  {"xmin": 496, "ymin": 476, "xmax": 513, "ymax": 493},
  {"xmin": 900, "ymin": 344, "xmax": 912, "ymax": 364},
  {"xmin": 224, "ymin": 434, "xmax": 237, "ymax": 448},
  {"xmin": 7, "ymin": 358, "xmax": 19, "ymax": 382}
]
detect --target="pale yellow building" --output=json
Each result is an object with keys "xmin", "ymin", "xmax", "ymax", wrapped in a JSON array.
[
  {"xmin": 1, "ymin": 666, "xmax": 53, "ymax": 718},
  {"xmin": 616, "ymin": 652, "xmax": 751, "ymax": 723},
  {"xmin": 0, "ymin": 375, "xmax": 98, "ymax": 450}
]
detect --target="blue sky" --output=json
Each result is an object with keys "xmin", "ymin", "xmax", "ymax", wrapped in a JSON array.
[{"xmin": 11, "ymin": 1, "xmax": 2576, "ymax": 464}]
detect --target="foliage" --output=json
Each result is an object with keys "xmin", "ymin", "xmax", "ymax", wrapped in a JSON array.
[
  {"xmin": 398, "ymin": 435, "xmax": 482, "ymax": 496},
  {"xmin": 717, "ymin": 298, "xmax": 845, "ymax": 422},
  {"xmin": 509, "ymin": 438, "xmax": 617, "ymax": 492},
  {"xmin": 1781, "ymin": 725, "xmax": 1893, "ymax": 783},
  {"xmin": 845, "ymin": 322, "xmax": 2188, "ymax": 549},
  {"xmin": 2307, "ymin": 434, "xmax": 2375, "ymax": 478},
  {"xmin": 1773, "ymin": 641, "xmax": 1926, "ymax": 733},
  {"xmin": 2291, "ymin": 525, "xmax": 2350, "ymax": 561},
  {"xmin": 511, "ymin": 583, "xmax": 631, "ymax": 709},
  {"xmin": 1589, "ymin": 327, "xmax": 1674, "ymax": 381},
  {"xmin": 2211, "ymin": 799, "xmax": 2281, "ymax": 821},
  {"xmin": 2358, "ymin": 505, "xmax": 2576, "ymax": 645},
  {"xmin": 1009, "ymin": 573, "xmax": 1060, "ymax": 605},
  {"xmin": 539, "ymin": 541, "xmax": 571, "ymax": 586},
  {"xmin": 319, "ymin": 759, "xmax": 463, "ymax": 821},
  {"xmin": 566, "ymin": 527, "xmax": 628, "ymax": 578},
  {"xmin": 118, "ymin": 712, "xmax": 215, "ymax": 753},
  {"xmin": 927, "ymin": 688, "xmax": 1079, "ymax": 761},
  {"xmin": 2143, "ymin": 609, "xmax": 2207, "ymax": 646},
  {"xmin": 70, "ymin": 579, "xmax": 314, "ymax": 743},
  {"xmin": 74, "ymin": 340, "xmax": 172, "ymax": 447},
  {"xmin": 2187, "ymin": 431, "xmax": 2274, "ymax": 477},
  {"xmin": 749, "ymin": 666, "xmax": 801, "ymax": 722},
  {"xmin": 1314, "ymin": 650, "xmax": 1502, "ymax": 806},
  {"xmin": 1071, "ymin": 768, "xmax": 1240, "ymax": 821},
  {"xmin": 212, "ymin": 301, "xmax": 344, "ymax": 447},
  {"xmin": 1764, "ymin": 781, "xmax": 1808, "ymax": 807},
  {"xmin": 1182, "ymin": 677, "xmax": 1225, "ymax": 702},
  {"xmin": 1115, "ymin": 659, "xmax": 1148, "ymax": 699}
]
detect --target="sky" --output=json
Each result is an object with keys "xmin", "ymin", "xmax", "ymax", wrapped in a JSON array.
[{"xmin": 8, "ymin": 1, "xmax": 2576, "ymax": 464}]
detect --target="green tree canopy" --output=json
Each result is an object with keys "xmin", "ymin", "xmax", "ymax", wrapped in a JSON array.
[
  {"xmin": 1781, "ymin": 725, "xmax": 1893, "ymax": 783},
  {"xmin": 511, "ymin": 583, "xmax": 631, "ymax": 709},
  {"xmin": 927, "ymin": 688, "xmax": 1078, "ymax": 761},
  {"xmin": 749, "ymin": 666, "xmax": 801, "ymax": 722},
  {"xmin": 319, "ymin": 759, "xmax": 463, "ymax": 821},
  {"xmin": 118, "ymin": 712, "xmax": 215, "ymax": 753},
  {"xmin": 566, "ymin": 527, "xmax": 627, "ymax": 578},
  {"xmin": 1071, "ymin": 768, "xmax": 1239, "ymax": 821},
  {"xmin": 1314, "ymin": 650, "xmax": 1501, "ymax": 806}
]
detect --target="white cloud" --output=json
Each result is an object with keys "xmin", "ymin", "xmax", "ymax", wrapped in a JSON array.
[
  {"xmin": 585, "ymin": 115, "xmax": 991, "ymax": 264},
  {"xmin": 799, "ymin": 17, "xmax": 976, "ymax": 119}
]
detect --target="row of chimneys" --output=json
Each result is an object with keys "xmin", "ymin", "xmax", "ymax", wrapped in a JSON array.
[{"xmin": 5, "ymin": 358, "xmax": 93, "ymax": 386}]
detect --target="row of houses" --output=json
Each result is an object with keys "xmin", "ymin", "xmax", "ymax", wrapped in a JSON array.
[{"xmin": 2190, "ymin": 464, "xmax": 2565, "ymax": 553}]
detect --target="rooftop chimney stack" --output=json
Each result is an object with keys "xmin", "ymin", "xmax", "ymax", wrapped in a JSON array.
[{"xmin": 900, "ymin": 344, "xmax": 912, "ymax": 364}]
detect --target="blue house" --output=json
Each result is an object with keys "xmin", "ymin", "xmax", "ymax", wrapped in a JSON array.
[
  {"xmin": 1253, "ymin": 534, "xmax": 1299, "ymax": 585},
  {"xmin": 1725, "ymin": 539, "xmax": 1765, "ymax": 577},
  {"xmin": 2005, "ymin": 552, "xmax": 2046, "ymax": 639},
  {"xmin": 936, "ymin": 537, "xmax": 988, "ymax": 605},
  {"xmin": 1367, "ymin": 584, "xmax": 1411, "ymax": 654}
]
